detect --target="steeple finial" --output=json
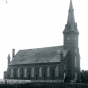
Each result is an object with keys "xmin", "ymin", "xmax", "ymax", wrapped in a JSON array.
[
  {"xmin": 67, "ymin": 0, "xmax": 75, "ymax": 24},
  {"xmin": 69, "ymin": 0, "xmax": 73, "ymax": 11}
]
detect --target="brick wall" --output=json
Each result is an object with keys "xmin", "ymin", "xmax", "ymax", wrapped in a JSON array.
[{"xmin": 7, "ymin": 62, "xmax": 64, "ymax": 81}]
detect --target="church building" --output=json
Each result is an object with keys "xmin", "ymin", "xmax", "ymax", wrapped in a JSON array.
[{"xmin": 4, "ymin": 0, "xmax": 81, "ymax": 82}]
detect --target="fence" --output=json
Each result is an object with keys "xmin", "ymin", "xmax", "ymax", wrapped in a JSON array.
[
  {"xmin": 0, "ymin": 83, "xmax": 88, "ymax": 88},
  {"xmin": 0, "ymin": 79, "xmax": 88, "ymax": 88}
]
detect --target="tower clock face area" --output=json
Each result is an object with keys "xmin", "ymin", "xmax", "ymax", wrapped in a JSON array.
[
  {"xmin": 66, "ymin": 36, "xmax": 77, "ymax": 41},
  {"xmin": 67, "ymin": 37, "xmax": 70, "ymax": 40},
  {"xmin": 64, "ymin": 34, "xmax": 78, "ymax": 46}
]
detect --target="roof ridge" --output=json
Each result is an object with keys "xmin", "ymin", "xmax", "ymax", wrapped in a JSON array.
[{"xmin": 19, "ymin": 45, "xmax": 63, "ymax": 51}]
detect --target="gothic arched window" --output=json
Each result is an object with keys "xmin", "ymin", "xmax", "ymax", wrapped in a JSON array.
[
  {"xmin": 24, "ymin": 68, "xmax": 27, "ymax": 77},
  {"xmin": 31, "ymin": 67, "xmax": 34, "ymax": 77},
  {"xmin": 75, "ymin": 56, "xmax": 77, "ymax": 67},
  {"xmin": 75, "ymin": 72, "xmax": 77, "ymax": 80},
  {"xmin": 17, "ymin": 68, "xmax": 20, "ymax": 77},
  {"xmin": 64, "ymin": 64, "xmax": 66, "ymax": 79},
  {"xmin": 55, "ymin": 66, "xmax": 59, "ymax": 77},
  {"xmin": 39, "ymin": 67, "xmax": 42, "ymax": 77},
  {"xmin": 47, "ymin": 67, "xmax": 50, "ymax": 77},
  {"xmin": 11, "ymin": 68, "xmax": 13, "ymax": 77}
]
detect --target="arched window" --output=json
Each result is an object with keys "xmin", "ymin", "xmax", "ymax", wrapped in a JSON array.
[
  {"xmin": 55, "ymin": 66, "xmax": 58, "ymax": 77},
  {"xmin": 75, "ymin": 56, "xmax": 77, "ymax": 67},
  {"xmin": 75, "ymin": 72, "xmax": 77, "ymax": 80},
  {"xmin": 39, "ymin": 67, "xmax": 42, "ymax": 77},
  {"xmin": 17, "ymin": 68, "xmax": 20, "ymax": 77},
  {"xmin": 64, "ymin": 64, "xmax": 66, "ymax": 79},
  {"xmin": 11, "ymin": 68, "xmax": 13, "ymax": 77},
  {"xmin": 47, "ymin": 67, "xmax": 50, "ymax": 77},
  {"xmin": 64, "ymin": 72, "xmax": 66, "ymax": 79},
  {"xmin": 24, "ymin": 68, "xmax": 27, "ymax": 77},
  {"xmin": 31, "ymin": 67, "xmax": 34, "ymax": 77}
]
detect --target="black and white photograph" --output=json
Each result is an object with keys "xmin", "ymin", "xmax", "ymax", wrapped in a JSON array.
[{"xmin": 0, "ymin": 0, "xmax": 88, "ymax": 87}]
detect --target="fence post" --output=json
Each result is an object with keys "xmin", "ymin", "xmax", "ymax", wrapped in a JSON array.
[{"xmin": 5, "ymin": 79, "xmax": 7, "ymax": 88}]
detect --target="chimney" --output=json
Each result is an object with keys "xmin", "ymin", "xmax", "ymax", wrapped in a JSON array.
[{"xmin": 12, "ymin": 49, "xmax": 15, "ymax": 59}]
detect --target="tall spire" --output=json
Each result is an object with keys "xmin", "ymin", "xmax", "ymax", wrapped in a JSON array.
[
  {"xmin": 63, "ymin": 0, "xmax": 79, "ymax": 34},
  {"xmin": 69, "ymin": 0, "xmax": 73, "ymax": 11},
  {"xmin": 67, "ymin": 0, "xmax": 75, "ymax": 24}
]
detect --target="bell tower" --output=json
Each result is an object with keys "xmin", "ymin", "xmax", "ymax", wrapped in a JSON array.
[
  {"xmin": 63, "ymin": 0, "xmax": 79, "ymax": 48},
  {"xmin": 63, "ymin": 0, "xmax": 80, "ymax": 82}
]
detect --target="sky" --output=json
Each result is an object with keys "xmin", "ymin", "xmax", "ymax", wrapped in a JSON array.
[{"xmin": 0, "ymin": 0, "xmax": 88, "ymax": 79}]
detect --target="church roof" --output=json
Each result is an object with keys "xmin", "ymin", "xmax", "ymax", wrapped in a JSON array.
[{"xmin": 9, "ymin": 46, "xmax": 69, "ymax": 65}]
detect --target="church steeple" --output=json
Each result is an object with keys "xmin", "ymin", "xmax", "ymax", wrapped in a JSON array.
[
  {"xmin": 69, "ymin": 0, "xmax": 73, "ymax": 11},
  {"xmin": 67, "ymin": 0, "xmax": 75, "ymax": 24},
  {"xmin": 63, "ymin": 0, "xmax": 81, "ymax": 81},
  {"xmin": 63, "ymin": 0, "xmax": 79, "ymax": 34},
  {"xmin": 63, "ymin": 0, "xmax": 79, "ymax": 48}
]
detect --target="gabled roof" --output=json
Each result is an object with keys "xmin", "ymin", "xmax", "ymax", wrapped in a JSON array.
[{"xmin": 9, "ymin": 46, "xmax": 69, "ymax": 65}]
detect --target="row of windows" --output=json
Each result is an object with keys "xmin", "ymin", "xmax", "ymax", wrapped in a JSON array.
[
  {"xmin": 10, "ymin": 66, "xmax": 59, "ymax": 78},
  {"xmin": 21, "ymin": 52, "xmax": 57, "ymax": 58}
]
